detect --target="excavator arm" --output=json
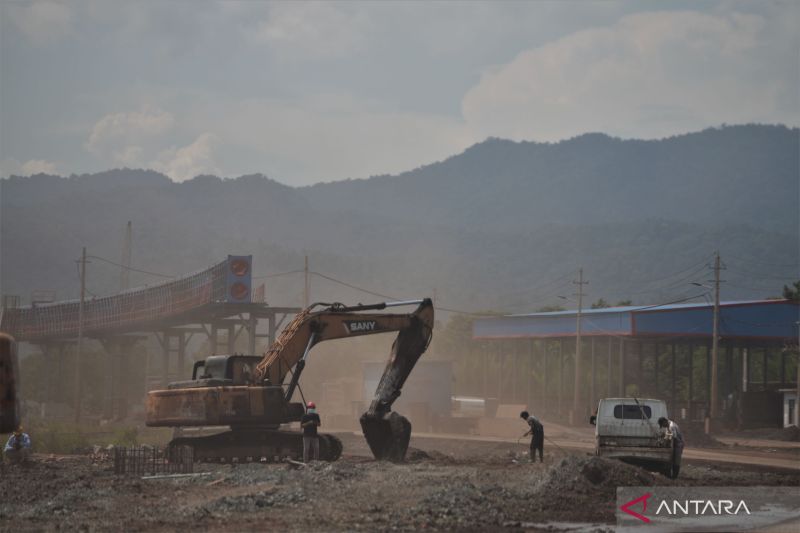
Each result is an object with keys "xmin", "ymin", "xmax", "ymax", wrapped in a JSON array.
[{"xmin": 255, "ymin": 298, "xmax": 434, "ymax": 461}]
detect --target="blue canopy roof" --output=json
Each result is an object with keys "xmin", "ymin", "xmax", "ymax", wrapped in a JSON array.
[{"xmin": 473, "ymin": 299, "xmax": 799, "ymax": 341}]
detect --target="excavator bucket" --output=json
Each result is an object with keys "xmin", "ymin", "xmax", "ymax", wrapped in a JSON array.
[
  {"xmin": 359, "ymin": 299, "xmax": 433, "ymax": 462},
  {"xmin": 360, "ymin": 411, "xmax": 411, "ymax": 462}
]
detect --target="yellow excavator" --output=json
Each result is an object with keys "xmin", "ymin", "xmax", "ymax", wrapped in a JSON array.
[{"xmin": 146, "ymin": 299, "xmax": 433, "ymax": 462}]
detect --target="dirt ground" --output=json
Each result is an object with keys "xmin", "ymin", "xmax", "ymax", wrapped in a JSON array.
[{"xmin": 1, "ymin": 433, "xmax": 798, "ymax": 532}]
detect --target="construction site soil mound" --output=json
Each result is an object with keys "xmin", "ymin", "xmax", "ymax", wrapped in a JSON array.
[
  {"xmin": 405, "ymin": 447, "xmax": 458, "ymax": 464},
  {"xmin": 526, "ymin": 456, "xmax": 663, "ymax": 521},
  {"xmin": 2, "ymin": 433, "xmax": 797, "ymax": 532},
  {"xmin": 684, "ymin": 431, "xmax": 728, "ymax": 448},
  {"xmin": 759, "ymin": 425, "xmax": 800, "ymax": 442}
]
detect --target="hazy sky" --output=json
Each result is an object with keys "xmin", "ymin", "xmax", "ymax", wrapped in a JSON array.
[{"xmin": 1, "ymin": 1, "xmax": 797, "ymax": 185}]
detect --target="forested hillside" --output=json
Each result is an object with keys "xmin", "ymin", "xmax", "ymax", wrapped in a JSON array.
[{"xmin": 1, "ymin": 125, "xmax": 797, "ymax": 315}]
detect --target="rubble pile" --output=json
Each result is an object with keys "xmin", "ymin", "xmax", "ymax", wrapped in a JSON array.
[
  {"xmin": 524, "ymin": 456, "xmax": 662, "ymax": 521},
  {"xmin": 406, "ymin": 447, "xmax": 458, "ymax": 464},
  {"xmin": 202, "ymin": 487, "xmax": 307, "ymax": 514},
  {"xmin": 399, "ymin": 482, "xmax": 526, "ymax": 529},
  {"xmin": 1, "ymin": 432, "xmax": 797, "ymax": 532}
]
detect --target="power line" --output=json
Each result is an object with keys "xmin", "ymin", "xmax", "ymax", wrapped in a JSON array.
[
  {"xmin": 495, "ymin": 271, "xmax": 574, "ymax": 300},
  {"xmin": 310, "ymin": 271, "xmax": 400, "ymax": 301},
  {"xmin": 310, "ymin": 270, "xmax": 498, "ymax": 316},
  {"xmin": 632, "ymin": 293, "xmax": 710, "ymax": 311},
  {"xmin": 87, "ymin": 254, "xmax": 175, "ymax": 279},
  {"xmin": 624, "ymin": 262, "xmax": 710, "ymax": 296},
  {"xmin": 74, "ymin": 261, "xmax": 98, "ymax": 298},
  {"xmin": 624, "ymin": 255, "xmax": 715, "ymax": 286},
  {"xmin": 252, "ymin": 269, "xmax": 304, "ymax": 280}
]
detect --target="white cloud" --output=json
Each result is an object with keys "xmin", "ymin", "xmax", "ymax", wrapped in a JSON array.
[
  {"xmin": 6, "ymin": 1, "xmax": 74, "ymax": 45},
  {"xmin": 250, "ymin": 2, "xmax": 369, "ymax": 59},
  {"xmin": 209, "ymin": 95, "xmax": 473, "ymax": 183},
  {"xmin": 83, "ymin": 107, "xmax": 220, "ymax": 181},
  {"xmin": 0, "ymin": 158, "xmax": 58, "ymax": 177},
  {"xmin": 6, "ymin": 3, "xmax": 797, "ymax": 185},
  {"xmin": 85, "ymin": 107, "xmax": 174, "ymax": 164},
  {"xmin": 21, "ymin": 159, "xmax": 58, "ymax": 175},
  {"xmin": 461, "ymin": 10, "xmax": 798, "ymax": 141},
  {"xmin": 152, "ymin": 133, "xmax": 219, "ymax": 182}
]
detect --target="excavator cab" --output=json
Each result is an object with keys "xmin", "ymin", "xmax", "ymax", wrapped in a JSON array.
[{"xmin": 166, "ymin": 355, "xmax": 263, "ymax": 389}]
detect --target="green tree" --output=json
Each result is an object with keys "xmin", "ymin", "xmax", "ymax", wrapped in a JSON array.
[
  {"xmin": 782, "ymin": 281, "xmax": 800, "ymax": 301},
  {"xmin": 591, "ymin": 298, "xmax": 610, "ymax": 309}
]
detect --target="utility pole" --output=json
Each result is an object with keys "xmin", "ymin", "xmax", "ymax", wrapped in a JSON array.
[
  {"xmin": 74, "ymin": 247, "xmax": 88, "ymax": 424},
  {"xmin": 572, "ymin": 267, "xmax": 588, "ymax": 424},
  {"xmin": 303, "ymin": 255, "xmax": 310, "ymax": 308},
  {"xmin": 709, "ymin": 252, "xmax": 722, "ymax": 424}
]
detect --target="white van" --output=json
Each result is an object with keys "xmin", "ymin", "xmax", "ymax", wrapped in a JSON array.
[{"xmin": 590, "ymin": 397, "xmax": 682, "ymax": 478}]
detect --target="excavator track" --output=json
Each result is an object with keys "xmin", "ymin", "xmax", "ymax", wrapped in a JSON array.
[{"xmin": 169, "ymin": 430, "xmax": 343, "ymax": 463}]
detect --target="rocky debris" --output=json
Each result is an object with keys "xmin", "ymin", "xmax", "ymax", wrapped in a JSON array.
[
  {"xmin": 201, "ymin": 487, "xmax": 307, "ymax": 515},
  {"xmin": 1, "ymin": 436, "xmax": 798, "ymax": 532},
  {"xmin": 539, "ymin": 456, "xmax": 657, "ymax": 490},
  {"xmin": 521, "ymin": 456, "xmax": 663, "ymax": 521},
  {"xmin": 406, "ymin": 447, "xmax": 457, "ymax": 464},
  {"xmin": 379, "ymin": 456, "xmax": 664, "ymax": 528},
  {"xmin": 406, "ymin": 447, "xmax": 431, "ymax": 461},
  {"xmin": 90, "ymin": 444, "xmax": 116, "ymax": 463},
  {"xmin": 400, "ymin": 482, "xmax": 524, "ymax": 529}
]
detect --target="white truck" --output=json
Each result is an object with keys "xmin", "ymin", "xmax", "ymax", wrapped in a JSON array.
[{"xmin": 590, "ymin": 397, "xmax": 682, "ymax": 478}]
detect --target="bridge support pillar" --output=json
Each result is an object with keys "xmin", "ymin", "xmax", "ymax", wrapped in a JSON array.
[
  {"xmin": 161, "ymin": 333, "xmax": 169, "ymax": 388},
  {"xmin": 156, "ymin": 330, "xmax": 191, "ymax": 388},
  {"xmin": 36, "ymin": 341, "xmax": 72, "ymax": 418},
  {"xmin": 248, "ymin": 314, "xmax": 257, "ymax": 355},
  {"xmin": 103, "ymin": 341, "xmax": 117, "ymax": 420},
  {"xmin": 100, "ymin": 336, "xmax": 143, "ymax": 420},
  {"xmin": 227, "ymin": 325, "xmax": 235, "ymax": 354}
]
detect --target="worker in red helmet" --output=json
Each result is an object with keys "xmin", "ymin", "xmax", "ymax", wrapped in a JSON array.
[{"xmin": 301, "ymin": 401, "xmax": 321, "ymax": 462}]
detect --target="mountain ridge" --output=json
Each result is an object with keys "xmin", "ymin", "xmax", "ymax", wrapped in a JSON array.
[{"xmin": 2, "ymin": 124, "xmax": 797, "ymax": 313}]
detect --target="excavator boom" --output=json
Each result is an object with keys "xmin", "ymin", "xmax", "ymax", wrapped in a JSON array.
[{"xmin": 255, "ymin": 298, "xmax": 434, "ymax": 461}]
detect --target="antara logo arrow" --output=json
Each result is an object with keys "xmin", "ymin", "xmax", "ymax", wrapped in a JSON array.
[{"xmin": 621, "ymin": 492, "xmax": 652, "ymax": 524}]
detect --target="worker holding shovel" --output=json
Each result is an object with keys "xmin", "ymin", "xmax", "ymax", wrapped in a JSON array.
[{"xmin": 520, "ymin": 411, "xmax": 544, "ymax": 463}]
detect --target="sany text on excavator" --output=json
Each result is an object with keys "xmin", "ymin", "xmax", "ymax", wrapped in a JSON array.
[{"xmin": 145, "ymin": 298, "xmax": 433, "ymax": 462}]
